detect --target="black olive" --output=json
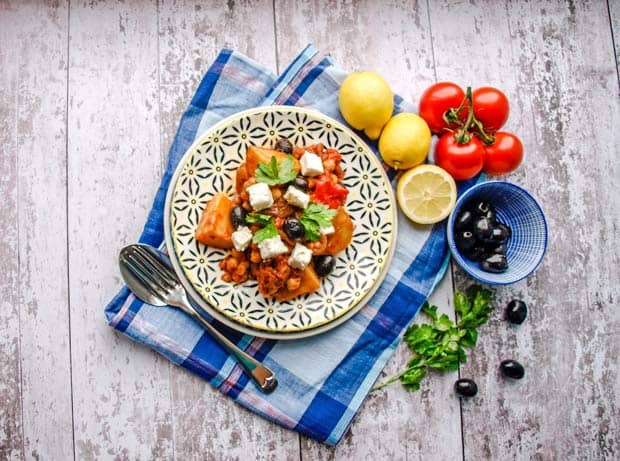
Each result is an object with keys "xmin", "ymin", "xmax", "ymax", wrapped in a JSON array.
[
  {"xmin": 472, "ymin": 216, "xmax": 494, "ymax": 241},
  {"xmin": 463, "ymin": 245, "xmax": 488, "ymax": 262},
  {"xmin": 292, "ymin": 176, "xmax": 309, "ymax": 192},
  {"xmin": 455, "ymin": 230, "xmax": 476, "ymax": 252},
  {"xmin": 474, "ymin": 201, "xmax": 497, "ymax": 221},
  {"xmin": 500, "ymin": 359, "xmax": 525, "ymax": 379},
  {"xmin": 230, "ymin": 206, "xmax": 247, "ymax": 227},
  {"xmin": 490, "ymin": 222, "xmax": 512, "ymax": 243},
  {"xmin": 505, "ymin": 299, "xmax": 527, "ymax": 324},
  {"xmin": 454, "ymin": 210, "xmax": 474, "ymax": 231},
  {"xmin": 313, "ymin": 255, "xmax": 336, "ymax": 277},
  {"xmin": 480, "ymin": 253, "xmax": 508, "ymax": 273},
  {"xmin": 484, "ymin": 242, "xmax": 507, "ymax": 256},
  {"xmin": 283, "ymin": 217, "xmax": 304, "ymax": 239},
  {"xmin": 275, "ymin": 137, "xmax": 293, "ymax": 154},
  {"xmin": 454, "ymin": 378, "xmax": 478, "ymax": 397}
]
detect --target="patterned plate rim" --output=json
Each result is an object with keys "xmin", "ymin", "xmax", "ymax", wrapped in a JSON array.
[{"xmin": 163, "ymin": 106, "xmax": 397, "ymax": 340}]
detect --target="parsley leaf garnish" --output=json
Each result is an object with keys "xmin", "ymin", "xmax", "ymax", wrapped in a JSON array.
[
  {"xmin": 245, "ymin": 212, "xmax": 273, "ymax": 226},
  {"xmin": 372, "ymin": 285, "xmax": 494, "ymax": 392},
  {"xmin": 255, "ymin": 155, "xmax": 298, "ymax": 185},
  {"xmin": 252, "ymin": 221, "xmax": 278, "ymax": 244},
  {"xmin": 300, "ymin": 203, "xmax": 337, "ymax": 241}
]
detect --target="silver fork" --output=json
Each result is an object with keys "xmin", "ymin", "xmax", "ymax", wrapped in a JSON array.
[{"xmin": 119, "ymin": 244, "xmax": 277, "ymax": 393}]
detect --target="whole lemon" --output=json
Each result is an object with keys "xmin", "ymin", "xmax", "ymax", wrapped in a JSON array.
[
  {"xmin": 339, "ymin": 71, "xmax": 394, "ymax": 140},
  {"xmin": 379, "ymin": 113, "xmax": 431, "ymax": 170}
]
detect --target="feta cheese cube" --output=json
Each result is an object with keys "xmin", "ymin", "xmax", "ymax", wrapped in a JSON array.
[
  {"xmin": 288, "ymin": 243, "xmax": 312, "ymax": 270},
  {"xmin": 258, "ymin": 235, "xmax": 289, "ymax": 260},
  {"xmin": 320, "ymin": 225, "xmax": 335, "ymax": 235},
  {"xmin": 231, "ymin": 226, "xmax": 253, "ymax": 252},
  {"xmin": 300, "ymin": 152, "xmax": 324, "ymax": 177},
  {"xmin": 247, "ymin": 182, "xmax": 273, "ymax": 211},
  {"xmin": 283, "ymin": 186, "xmax": 310, "ymax": 209}
]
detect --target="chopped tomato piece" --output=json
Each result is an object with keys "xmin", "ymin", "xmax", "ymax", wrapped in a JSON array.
[{"xmin": 312, "ymin": 177, "xmax": 349, "ymax": 209}]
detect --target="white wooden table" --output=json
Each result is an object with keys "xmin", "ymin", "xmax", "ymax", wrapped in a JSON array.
[{"xmin": 1, "ymin": 1, "xmax": 618, "ymax": 459}]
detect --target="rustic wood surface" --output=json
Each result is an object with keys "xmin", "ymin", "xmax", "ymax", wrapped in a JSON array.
[{"xmin": 1, "ymin": 0, "xmax": 618, "ymax": 460}]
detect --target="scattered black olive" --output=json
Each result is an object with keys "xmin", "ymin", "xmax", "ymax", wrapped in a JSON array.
[
  {"xmin": 475, "ymin": 201, "xmax": 497, "ymax": 221},
  {"xmin": 500, "ymin": 359, "xmax": 525, "ymax": 379},
  {"xmin": 313, "ymin": 255, "xmax": 336, "ymax": 277},
  {"xmin": 292, "ymin": 176, "xmax": 309, "ymax": 192},
  {"xmin": 454, "ymin": 378, "xmax": 478, "ymax": 397},
  {"xmin": 454, "ymin": 210, "xmax": 474, "ymax": 231},
  {"xmin": 472, "ymin": 216, "xmax": 494, "ymax": 241},
  {"xmin": 275, "ymin": 137, "xmax": 293, "ymax": 154},
  {"xmin": 283, "ymin": 217, "xmax": 304, "ymax": 240},
  {"xmin": 455, "ymin": 230, "xmax": 476, "ymax": 252},
  {"xmin": 505, "ymin": 299, "xmax": 528, "ymax": 324},
  {"xmin": 480, "ymin": 253, "xmax": 508, "ymax": 273},
  {"xmin": 230, "ymin": 206, "xmax": 247, "ymax": 228}
]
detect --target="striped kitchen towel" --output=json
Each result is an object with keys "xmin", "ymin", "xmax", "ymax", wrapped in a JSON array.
[{"xmin": 105, "ymin": 44, "xmax": 475, "ymax": 445}]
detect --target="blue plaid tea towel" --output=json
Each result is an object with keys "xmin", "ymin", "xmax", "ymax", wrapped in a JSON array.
[{"xmin": 105, "ymin": 45, "xmax": 473, "ymax": 445}]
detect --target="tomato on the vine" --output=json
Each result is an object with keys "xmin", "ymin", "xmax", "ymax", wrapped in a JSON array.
[
  {"xmin": 483, "ymin": 132, "xmax": 523, "ymax": 175},
  {"xmin": 418, "ymin": 82, "xmax": 466, "ymax": 134},
  {"xmin": 472, "ymin": 87, "xmax": 509, "ymax": 132},
  {"xmin": 435, "ymin": 133, "xmax": 485, "ymax": 181}
]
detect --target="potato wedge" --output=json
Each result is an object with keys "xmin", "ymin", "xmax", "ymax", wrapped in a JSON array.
[
  {"xmin": 314, "ymin": 207, "xmax": 354, "ymax": 255},
  {"xmin": 246, "ymin": 145, "xmax": 300, "ymax": 177},
  {"xmin": 273, "ymin": 265, "xmax": 321, "ymax": 301},
  {"xmin": 195, "ymin": 192, "xmax": 234, "ymax": 248}
]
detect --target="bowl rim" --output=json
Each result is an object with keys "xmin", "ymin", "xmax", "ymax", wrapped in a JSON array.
[{"xmin": 447, "ymin": 180, "xmax": 548, "ymax": 285}]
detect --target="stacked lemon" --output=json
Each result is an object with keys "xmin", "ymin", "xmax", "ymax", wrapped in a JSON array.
[{"xmin": 339, "ymin": 72, "xmax": 456, "ymax": 224}]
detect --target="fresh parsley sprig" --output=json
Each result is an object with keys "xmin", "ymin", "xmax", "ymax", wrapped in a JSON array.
[
  {"xmin": 245, "ymin": 212, "xmax": 272, "ymax": 226},
  {"xmin": 252, "ymin": 221, "xmax": 278, "ymax": 243},
  {"xmin": 373, "ymin": 285, "xmax": 494, "ymax": 392},
  {"xmin": 300, "ymin": 203, "xmax": 337, "ymax": 241},
  {"xmin": 255, "ymin": 155, "xmax": 298, "ymax": 185},
  {"xmin": 245, "ymin": 213, "xmax": 278, "ymax": 243}
]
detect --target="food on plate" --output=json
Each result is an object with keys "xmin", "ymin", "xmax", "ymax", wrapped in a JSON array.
[
  {"xmin": 505, "ymin": 299, "xmax": 528, "ymax": 324},
  {"xmin": 338, "ymin": 71, "xmax": 393, "ymax": 140},
  {"xmin": 194, "ymin": 193, "xmax": 235, "ymax": 248},
  {"xmin": 471, "ymin": 86, "xmax": 510, "ymax": 132},
  {"xmin": 454, "ymin": 378, "xmax": 478, "ymax": 397},
  {"xmin": 418, "ymin": 82, "xmax": 467, "ymax": 134},
  {"xmin": 194, "ymin": 139, "xmax": 353, "ymax": 301},
  {"xmin": 500, "ymin": 359, "xmax": 525, "ymax": 379},
  {"xmin": 483, "ymin": 131, "xmax": 523, "ymax": 175},
  {"xmin": 453, "ymin": 201, "xmax": 512, "ymax": 273},
  {"xmin": 378, "ymin": 112, "xmax": 431, "ymax": 170},
  {"xmin": 396, "ymin": 164, "xmax": 456, "ymax": 224}
]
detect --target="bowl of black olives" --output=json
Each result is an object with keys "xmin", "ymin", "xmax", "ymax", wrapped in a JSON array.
[{"xmin": 447, "ymin": 181, "xmax": 548, "ymax": 285}]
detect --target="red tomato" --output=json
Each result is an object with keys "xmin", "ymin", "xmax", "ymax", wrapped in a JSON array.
[
  {"xmin": 313, "ymin": 177, "xmax": 348, "ymax": 209},
  {"xmin": 472, "ymin": 87, "xmax": 509, "ymax": 132},
  {"xmin": 483, "ymin": 132, "xmax": 523, "ymax": 175},
  {"xmin": 435, "ymin": 133, "xmax": 485, "ymax": 181},
  {"xmin": 419, "ymin": 82, "xmax": 466, "ymax": 134}
]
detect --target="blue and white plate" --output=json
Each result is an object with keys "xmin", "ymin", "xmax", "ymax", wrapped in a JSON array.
[{"xmin": 163, "ymin": 106, "xmax": 397, "ymax": 339}]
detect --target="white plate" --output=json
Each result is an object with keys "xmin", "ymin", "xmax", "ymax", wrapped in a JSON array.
[{"xmin": 163, "ymin": 106, "xmax": 397, "ymax": 339}]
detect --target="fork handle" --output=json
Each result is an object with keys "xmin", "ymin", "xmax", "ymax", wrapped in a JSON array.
[{"xmin": 181, "ymin": 305, "xmax": 278, "ymax": 393}]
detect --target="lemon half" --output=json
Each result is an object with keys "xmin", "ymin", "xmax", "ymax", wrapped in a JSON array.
[{"xmin": 397, "ymin": 164, "xmax": 457, "ymax": 224}]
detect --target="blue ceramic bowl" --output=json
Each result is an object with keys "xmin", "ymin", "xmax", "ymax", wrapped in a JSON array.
[{"xmin": 447, "ymin": 181, "xmax": 548, "ymax": 285}]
